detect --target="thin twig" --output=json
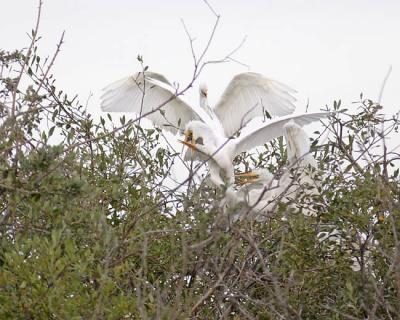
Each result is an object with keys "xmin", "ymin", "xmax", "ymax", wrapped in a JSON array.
[
  {"xmin": 11, "ymin": 0, "xmax": 42, "ymax": 117},
  {"xmin": 377, "ymin": 65, "xmax": 392, "ymax": 104},
  {"xmin": 202, "ymin": 0, "xmax": 219, "ymax": 18}
]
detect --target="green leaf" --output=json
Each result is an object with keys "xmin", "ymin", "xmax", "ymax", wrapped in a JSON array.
[{"xmin": 48, "ymin": 126, "xmax": 55, "ymax": 137}]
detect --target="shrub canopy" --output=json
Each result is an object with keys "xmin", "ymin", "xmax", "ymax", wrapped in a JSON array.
[{"xmin": 0, "ymin": 39, "xmax": 400, "ymax": 319}]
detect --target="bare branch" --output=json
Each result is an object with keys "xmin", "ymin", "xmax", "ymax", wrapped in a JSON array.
[{"xmin": 11, "ymin": 0, "xmax": 43, "ymax": 117}]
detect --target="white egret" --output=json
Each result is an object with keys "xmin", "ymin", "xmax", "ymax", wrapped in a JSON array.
[
  {"xmin": 101, "ymin": 70, "xmax": 329, "ymax": 188},
  {"xmin": 101, "ymin": 71, "xmax": 297, "ymax": 136},
  {"xmin": 180, "ymin": 113, "xmax": 329, "ymax": 186},
  {"xmin": 221, "ymin": 121, "xmax": 322, "ymax": 222}
]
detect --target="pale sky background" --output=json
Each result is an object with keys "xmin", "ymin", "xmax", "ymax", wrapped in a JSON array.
[
  {"xmin": 2, "ymin": 0, "xmax": 399, "ymax": 117},
  {"xmin": 2, "ymin": 0, "xmax": 399, "ymax": 186}
]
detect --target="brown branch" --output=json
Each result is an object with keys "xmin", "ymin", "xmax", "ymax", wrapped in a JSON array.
[
  {"xmin": 11, "ymin": 0, "xmax": 42, "ymax": 117},
  {"xmin": 190, "ymin": 239, "xmax": 237, "ymax": 315},
  {"xmin": 34, "ymin": 30, "xmax": 65, "ymax": 98}
]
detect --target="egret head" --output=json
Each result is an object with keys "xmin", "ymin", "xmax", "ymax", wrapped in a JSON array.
[
  {"xmin": 179, "ymin": 121, "xmax": 217, "ymax": 160},
  {"xmin": 199, "ymin": 82, "xmax": 208, "ymax": 98}
]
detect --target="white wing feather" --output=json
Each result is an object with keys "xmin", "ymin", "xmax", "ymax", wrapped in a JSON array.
[
  {"xmin": 234, "ymin": 112, "xmax": 330, "ymax": 156},
  {"xmin": 213, "ymin": 72, "xmax": 297, "ymax": 137},
  {"xmin": 283, "ymin": 121, "xmax": 317, "ymax": 167},
  {"xmin": 101, "ymin": 72, "xmax": 206, "ymax": 134}
]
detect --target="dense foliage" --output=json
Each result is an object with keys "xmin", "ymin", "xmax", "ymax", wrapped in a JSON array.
[{"xmin": 1, "ymin": 35, "xmax": 400, "ymax": 319}]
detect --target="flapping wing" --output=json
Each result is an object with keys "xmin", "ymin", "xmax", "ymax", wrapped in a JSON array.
[
  {"xmin": 213, "ymin": 72, "xmax": 297, "ymax": 137},
  {"xmin": 234, "ymin": 112, "xmax": 331, "ymax": 156},
  {"xmin": 101, "ymin": 71, "xmax": 204, "ymax": 134}
]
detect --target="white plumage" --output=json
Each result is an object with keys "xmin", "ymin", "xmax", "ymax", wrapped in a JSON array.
[
  {"xmin": 101, "ymin": 71, "xmax": 297, "ymax": 136},
  {"xmin": 222, "ymin": 121, "xmax": 321, "ymax": 222},
  {"xmin": 101, "ymin": 70, "xmax": 329, "ymax": 189},
  {"xmin": 182, "ymin": 112, "xmax": 329, "ymax": 186},
  {"xmin": 213, "ymin": 72, "xmax": 297, "ymax": 137},
  {"xmin": 101, "ymin": 72, "xmax": 206, "ymax": 134},
  {"xmin": 284, "ymin": 120, "xmax": 317, "ymax": 168}
]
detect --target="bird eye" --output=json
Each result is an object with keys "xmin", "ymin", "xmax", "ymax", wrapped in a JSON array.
[{"xmin": 195, "ymin": 137, "xmax": 204, "ymax": 145}]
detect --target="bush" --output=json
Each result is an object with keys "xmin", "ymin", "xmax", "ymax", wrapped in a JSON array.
[{"xmin": 1, "ymin": 14, "xmax": 399, "ymax": 320}]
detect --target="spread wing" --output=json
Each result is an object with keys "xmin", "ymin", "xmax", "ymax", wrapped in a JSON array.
[
  {"xmin": 101, "ymin": 71, "xmax": 206, "ymax": 134},
  {"xmin": 234, "ymin": 112, "xmax": 331, "ymax": 156},
  {"xmin": 213, "ymin": 72, "xmax": 297, "ymax": 137}
]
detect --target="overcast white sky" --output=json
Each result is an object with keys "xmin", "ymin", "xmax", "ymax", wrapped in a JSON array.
[{"xmin": 2, "ymin": 0, "xmax": 399, "ymax": 118}]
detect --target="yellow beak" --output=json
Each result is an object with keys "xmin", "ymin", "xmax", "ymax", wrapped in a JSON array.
[
  {"xmin": 179, "ymin": 130, "xmax": 196, "ymax": 151},
  {"xmin": 178, "ymin": 140, "xmax": 197, "ymax": 151},
  {"xmin": 234, "ymin": 171, "xmax": 260, "ymax": 185}
]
